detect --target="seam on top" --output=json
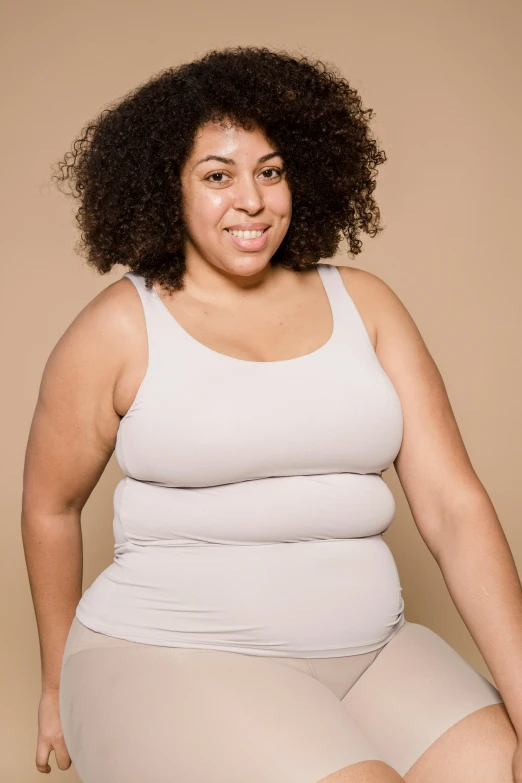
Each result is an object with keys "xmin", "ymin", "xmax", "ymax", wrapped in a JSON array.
[
  {"xmin": 117, "ymin": 476, "xmax": 131, "ymax": 543},
  {"xmin": 118, "ymin": 419, "xmax": 132, "ymax": 477}
]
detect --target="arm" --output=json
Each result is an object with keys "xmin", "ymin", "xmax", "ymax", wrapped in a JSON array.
[
  {"xmin": 342, "ymin": 267, "xmax": 522, "ymax": 735},
  {"xmin": 22, "ymin": 293, "xmax": 124, "ymax": 692},
  {"xmin": 431, "ymin": 492, "xmax": 522, "ymax": 735},
  {"xmin": 21, "ymin": 279, "xmax": 135, "ymax": 770}
]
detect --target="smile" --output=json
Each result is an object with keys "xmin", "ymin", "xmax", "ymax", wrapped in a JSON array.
[
  {"xmin": 226, "ymin": 228, "xmax": 266, "ymax": 238},
  {"xmin": 224, "ymin": 226, "xmax": 271, "ymax": 250}
]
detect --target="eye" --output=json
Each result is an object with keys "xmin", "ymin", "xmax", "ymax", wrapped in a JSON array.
[
  {"xmin": 204, "ymin": 171, "xmax": 230, "ymax": 184},
  {"xmin": 260, "ymin": 167, "xmax": 283, "ymax": 180},
  {"xmin": 203, "ymin": 167, "xmax": 284, "ymax": 185}
]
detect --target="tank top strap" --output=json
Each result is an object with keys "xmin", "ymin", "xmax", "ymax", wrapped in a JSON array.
[
  {"xmin": 121, "ymin": 266, "xmax": 376, "ymax": 364},
  {"xmin": 121, "ymin": 271, "xmax": 168, "ymax": 367},
  {"xmin": 317, "ymin": 263, "xmax": 376, "ymax": 355}
]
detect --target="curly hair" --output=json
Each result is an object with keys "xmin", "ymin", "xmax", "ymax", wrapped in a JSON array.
[{"xmin": 52, "ymin": 46, "xmax": 387, "ymax": 293}]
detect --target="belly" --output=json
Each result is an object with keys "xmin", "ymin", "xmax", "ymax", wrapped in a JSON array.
[
  {"xmin": 111, "ymin": 472, "xmax": 398, "ymax": 546},
  {"xmin": 76, "ymin": 535, "xmax": 405, "ymax": 657}
]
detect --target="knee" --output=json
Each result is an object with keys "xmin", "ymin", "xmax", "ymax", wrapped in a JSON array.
[{"xmin": 316, "ymin": 760, "xmax": 405, "ymax": 782}]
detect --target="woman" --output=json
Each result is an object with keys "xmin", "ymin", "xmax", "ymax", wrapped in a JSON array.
[{"xmin": 22, "ymin": 46, "xmax": 521, "ymax": 782}]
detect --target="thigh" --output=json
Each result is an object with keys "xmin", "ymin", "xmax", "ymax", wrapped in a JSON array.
[
  {"xmin": 60, "ymin": 619, "xmax": 385, "ymax": 783},
  {"xmin": 340, "ymin": 619, "xmax": 504, "ymax": 777}
]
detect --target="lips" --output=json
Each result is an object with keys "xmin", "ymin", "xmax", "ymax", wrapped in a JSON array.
[
  {"xmin": 225, "ymin": 223, "xmax": 271, "ymax": 231},
  {"xmin": 225, "ymin": 225, "xmax": 271, "ymax": 250}
]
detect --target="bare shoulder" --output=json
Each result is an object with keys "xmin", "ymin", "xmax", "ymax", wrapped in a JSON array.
[
  {"xmin": 335, "ymin": 263, "xmax": 404, "ymax": 317},
  {"xmin": 45, "ymin": 275, "xmax": 144, "ymax": 391},
  {"xmin": 23, "ymin": 276, "xmax": 145, "ymax": 514},
  {"xmin": 50, "ymin": 274, "xmax": 148, "ymax": 421},
  {"xmin": 78, "ymin": 274, "xmax": 144, "ymax": 335},
  {"xmin": 335, "ymin": 264, "xmax": 440, "ymax": 409},
  {"xmin": 335, "ymin": 264, "xmax": 407, "ymax": 352},
  {"xmin": 335, "ymin": 264, "xmax": 424, "ymax": 356},
  {"xmin": 333, "ymin": 265, "xmax": 377, "ymax": 350}
]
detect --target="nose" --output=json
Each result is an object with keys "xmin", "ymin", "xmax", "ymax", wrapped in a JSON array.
[{"xmin": 232, "ymin": 173, "xmax": 264, "ymax": 213}]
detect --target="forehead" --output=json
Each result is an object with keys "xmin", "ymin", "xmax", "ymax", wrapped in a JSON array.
[{"xmin": 188, "ymin": 121, "xmax": 275, "ymax": 159}]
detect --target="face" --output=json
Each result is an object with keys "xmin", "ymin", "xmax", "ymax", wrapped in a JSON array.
[{"xmin": 180, "ymin": 120, "xmax": 292, "ymax": 287}]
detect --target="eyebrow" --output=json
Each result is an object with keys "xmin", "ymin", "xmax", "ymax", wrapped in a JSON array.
[{"xmin": 192, "ymin": 151, "xmax": 283, "ymax": 170}]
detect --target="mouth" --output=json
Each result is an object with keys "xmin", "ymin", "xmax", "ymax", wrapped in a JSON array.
[{"xmin": 224, "ymin": 226, "xmax": 271, "ymax": 251}]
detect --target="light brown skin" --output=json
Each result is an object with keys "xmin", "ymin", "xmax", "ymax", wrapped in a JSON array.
[{"xmin": 23, "ymin": 121, "xmax": 518, "ymax": 779}]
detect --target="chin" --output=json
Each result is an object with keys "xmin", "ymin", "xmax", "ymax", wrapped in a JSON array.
[{"xmin": 222, "ymin": 257, "xmax": 271, "ymax": 273}]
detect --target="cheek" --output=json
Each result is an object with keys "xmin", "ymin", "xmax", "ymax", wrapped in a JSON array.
[
  {"xmin": 185, "ymin": 189, "xmax": 229, "ymax": 230},
  {"xmin": 267, "ymin": 186, "xmax": 292, "ymax": 218}
]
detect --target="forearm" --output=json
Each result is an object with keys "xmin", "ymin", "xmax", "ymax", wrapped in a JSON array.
[
  {"xmin": 21, "ymin": 511, "xmax": 83, "ymax": 693},
  {"xmin": 435, "ymin": 493, "xmax": 522, "ymax": 735}
]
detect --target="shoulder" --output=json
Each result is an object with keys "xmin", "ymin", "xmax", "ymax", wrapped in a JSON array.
[
  {"xmin": 333, "ymin": 264, "xmax": 403, "ymax": 353},
  {"xmin": 40, "ymin": 275, "xmax": 146, "ymax": 424},
  {"xmin": 334, "ymin": 264, "xmax": 441, "ymax": 425},
  {"xmin": 24, "ymin": 276, "xmax": 148, "ymax": 513},
  {"xmin": 335, "ymin": 264, "xmax": 403, "ymax": 316},
  {"xmin": 334, "ymin": 264, "xmax": 420, "ymax": 355},
  {"xmin": 55, "ymin": 275, "xmax": 145, "ymax": 357}
]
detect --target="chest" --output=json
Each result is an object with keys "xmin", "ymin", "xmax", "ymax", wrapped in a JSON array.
[
  {"xmin": 115, "ymin": 339, "xmax": 403, "ymax": 488},
  {"xmin": 153, "ymin": 280, "xmax": 336, "ymax": 364}
]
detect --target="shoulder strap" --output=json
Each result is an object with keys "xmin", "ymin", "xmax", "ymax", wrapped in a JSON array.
[
  {"xmin": 317, "ymin": 264, "xmax": 376, "ymax": 355},
  {"xmin": 121, "ymin": 271, "xmax": 157, "ymax": 314},
  {"xmin": 121, "ymin": 271, "xmax": 166, "ymax": 366}
]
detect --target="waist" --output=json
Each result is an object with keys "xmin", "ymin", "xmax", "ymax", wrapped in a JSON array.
[{"xmin": 76, "ymin": 536, "xmax": 405, "ymax": 657}]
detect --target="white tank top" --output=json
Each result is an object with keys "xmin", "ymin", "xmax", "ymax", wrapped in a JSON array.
[{"xmin": 76, "ymin": 263, "xmax": 406, "ymax": 657}]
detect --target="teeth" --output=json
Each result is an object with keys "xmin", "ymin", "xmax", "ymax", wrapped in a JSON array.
[{"xmin": 227, "ymin": 229, "xmax": 265, "ymax": 239}]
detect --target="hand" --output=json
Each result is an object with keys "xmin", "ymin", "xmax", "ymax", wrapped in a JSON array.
[
  {"xmin": 35, "ymin": 689, "xmax": 72, "ymax": 774},
  {"xmin": 513, "ymin": 738, "xmax": 522, "ymax": 783}
]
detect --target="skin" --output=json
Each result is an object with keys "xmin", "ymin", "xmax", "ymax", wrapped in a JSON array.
[
  {"xmin": 177, "ymin": 119, "xmax": 292, "ymax": 295},
  {"xmin": 22, "ymin": 121, "xmax": 516, "ymax": 779}
]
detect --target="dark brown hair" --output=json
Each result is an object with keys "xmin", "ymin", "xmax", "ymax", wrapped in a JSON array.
[{"xmin": 52, "ymin": 46, "xmax": 387, "ymax": 292}]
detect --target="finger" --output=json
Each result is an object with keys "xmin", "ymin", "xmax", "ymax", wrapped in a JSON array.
[
  {"xmin": 36, "ymin": 738, "xmax": 52, "ymax": 774},
  {"xmin": 53, "ymin": 739, "xmax": 73, "ymax": 771},
  {"xmin": 35, "ymin": 754, "xmax": 51, "ymax": 774}
]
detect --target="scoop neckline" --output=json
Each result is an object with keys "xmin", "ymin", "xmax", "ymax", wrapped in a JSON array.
[{"xmin": 149, "ymin": 264, "xmax": 337, "ymax": 366}]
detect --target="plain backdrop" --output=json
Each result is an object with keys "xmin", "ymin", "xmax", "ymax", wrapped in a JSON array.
[{"xmin": 2, "ymin": 0, "xmax": 521, "ymax": 780}]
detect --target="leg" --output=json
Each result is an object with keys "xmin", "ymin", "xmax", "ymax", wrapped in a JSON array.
[
  {"xmin": 403, "ymin": 702, "xmax": 517, "ymax": 782},
  {"xmin": 339, "ymin": 620, "xmax": 506, "ymax": 777},
  {"xmin": 60, "ymin": 618, "xmax": 389, "ymax": 783},
  {"xmin": 317, "ymin": 760, "xmax": 406, "ymax": 781}
]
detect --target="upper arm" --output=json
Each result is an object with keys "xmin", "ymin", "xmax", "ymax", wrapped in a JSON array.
[
  {"xmin": 22, "ymin": 281, "xmax": 134, "ymax": 518},
  {"xmin": 339, "ymin": 266, "xmax": 487, "ymax": 554}
]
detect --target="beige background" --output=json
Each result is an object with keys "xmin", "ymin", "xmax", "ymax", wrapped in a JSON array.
[{"xmin": 2, "ymin": 0, "xmax": 521, "ymax": 779}]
